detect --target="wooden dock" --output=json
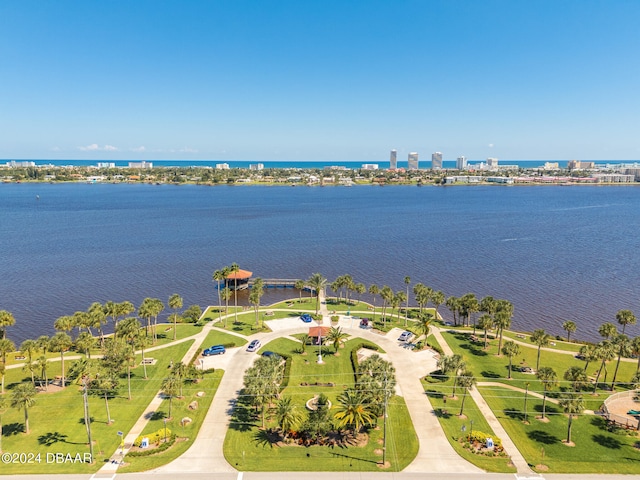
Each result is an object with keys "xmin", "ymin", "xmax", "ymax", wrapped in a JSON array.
[{"xmin": 248, "ymin": 278, "xmax": 315, "ymax": 291}]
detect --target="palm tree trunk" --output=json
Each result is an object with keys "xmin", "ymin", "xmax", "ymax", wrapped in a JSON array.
[
  {"xmin": 593, "ymin": 360, "xmax": 606, "ymax": 393},
  {"xmin": 127, "ymin": 365, "xmax": 132, "ymax": 400},
  {"xmin": 542, "ymin": 390, "xmax": 547, "ymax": 419},
  {"xmin": 566, "ymin": 414, "xmax": 573, "ymax": 443},
  {"xmin": 105, "ymin": 393, "xmax": 112, "ymax": 424},
  {"xmin": 60, "ymin": 353, "xmax": 65, "ymax": 387},
  {"xmin": 611, "ymin": 353, "xmax": 623, "ymax": 390},
  {"xmin": 24, "ymin": 407, "xmax": 30, "ymax": 434},
  {"xmin": 459, "ymin": 390, "xmax": 467, "ymax": 416},
  {"xmin": 142, "ymin": 346, "xmax": 148, "ymax": 379}
]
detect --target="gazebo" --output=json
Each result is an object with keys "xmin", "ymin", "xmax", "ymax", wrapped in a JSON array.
[
  {"xmin": 308, "ymin": 326, "xmax": 330, "ymax": 345},
  {"xmin": 225, "ymin": 269, "xmax": 253, "ymax": 290}
]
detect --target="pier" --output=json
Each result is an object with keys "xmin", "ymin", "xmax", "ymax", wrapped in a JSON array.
[{"xmin": 248, "ymin": 278, "xmax": 302, "ymax": 288}]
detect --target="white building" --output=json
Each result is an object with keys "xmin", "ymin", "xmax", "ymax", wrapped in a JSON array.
[
  {"xmin": 389, "ymin": 150, "xmax": 397, "ymax": 169},
  {"xmin": 97, "ymin": 162, "xmax": 116, "ymax": 168},
  {"xmin": 361, "ymin": 164, "xmax": 379, "ymax": 170},
  {"xmin": 456, "ymin": 156, "xmax": 468, "ymax": 170},
  {"xmin": 408, "ymin": 152, "xmax": 419, "ymax": 170},
  {"xmin": 215, "ymin": 163, "xmax": 230, "ymax": 170},
  {"xmin": 249, "ymin": 163, "xmax": 264, "ymax": 170},
  {"xmin": 431, "ymin": 152, "xmax": 443, "ymax": 170},
  {"xmin": 487, "ymin": 158, "xmax": 499, "ymax": 170},
  {"xmin": 128, "ymin": 161, "xmax": 153, "ymax": 169}
]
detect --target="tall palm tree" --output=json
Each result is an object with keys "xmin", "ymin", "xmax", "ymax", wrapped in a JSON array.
[
  {"xmin": 531, "ymin": 329, "xmax": 551, "ymax": 370},
  {"xmin": 230, "ymin": 263, "xmax": 240, "ymax": 324},
  {"xmin": 249, "ymin": 278, "xmax": 264, "ymax": 326},
  {"xmin": 138, "ymin": 298, "xmax": 154, "ymax": 337},
  {"xmin": 161, "ymin": 376, "xmax": 181, "ymax": 419},
  {"xmin": 295, "ymin": 279, "xmax": 305, "ymax": 303},
  {"xmin": 431, "ymin": 290, "xmax": 445, "ymax": 321},
  {"xmin": 610, "ymin": 333, "xmax": 631, "ymax": 390},
  {"xmin": 380, "ymin": 285, "xmax": 393, "ymax": 323},
  {"xmin": 598, "ymin": 322, "xmax": 617, "ymax": 340},
  {"xmin": 447, "ymin": 354, "xmax": 466, "ymax": 397},
  {"xmin": 536, "ymin": 367, "xmax": 558, "ymax": 419},
  {"xmin": 53, "ymin": 315, "xmax": 75, "ymax": 337},
  {"xmin": 168, "ymin": 293, "xmax": 183, "ymax": 340},
  {"xmin": 615, "ymin": 309, "xmax": 636, "ymax": 335},
  {"xmin": 36, "ymin": 355, "xmax": 48, "ymax": 390},
  {"xmin": 562, "ymin": 320, "xmax": 577, "ymax": 342},
  {"xmin": 457, "ymin": 370, "xmax": 476, "ymax": 416},
  {"xmin": 404, "ymin": 276, "xmax": 411, "ymax": 318},
  {"xmin": 394, "ymin": 291, "xmax": 407, "ymax": 325},
  {"xmin": 0, "ymin": 310, "xmax": 16, "ymax": 340},
  {"xmin": 75, "ymin": 332, "xmax": 96, "ymax": 358},
  {"xmin": 564, "ymin": 366, "xmax": 588, "ymax": 393},
  {"xmin": 493, "ymin": 309, "xmax": 512, "ymax": 354},
  {"xmin": 212, "ymin": 268, "xmax": 227, "ymax": 317},
  {"xmin": 221, "ymin": 287, "xmax": 233, "ymax": 327},
  {"xmin": 579, "ymin": 344, "xmax": 597, "ymax": 372},
  {"xmin": 88, "ymin": 302, "xmax": 107, "ymax": 346},
  {"xmin": 49, "ymin": 332, "xmax": 72, "ymax": 388},
  {"xmin": 592, "ymin": 340, "xmax": 616, "ymax": 393},
  {"xmin": 334, "ymin": 389, "xmax": 374, "ymax": 434},
  {"xmin": 150, "ymin": 298, "xmax": 165, "ymax": 343},
  {"xmin": 558, "ymin": 394, "xmax": 584, "ymax": 444},
  {"xmin": 630, "ymin": 336, "xmax": 640, "ymax": 373},
  {"xmin": 446, "ymin": 296, "xmax": 461, "ymax": 326},
  {"xmin": 18, "ymin": 339, "xmax": 37, "ymax": 365},
  {"xmin": 307, "ymin": 273, "xmax": 327, "ymax": 315},
  {"xmin": 276, "ymin": 397, "xmax": 303, "ymax": 439},
  {"xmin": 10, "ymin": 383, "xmax": 37, "ymax": 434},
  {"xmin": 460, "ymin": 293, "xmax": 479, "ymax": 328},
  {"xmin": 477, "ymin": 314, "xmax": 494, "ymax": 350},
  {"xmin": 0, "ymin": 339, "xmax": 16, "ymax": 394},
  {"xmin": 479, "ymin": 296, "xmax": 497, "ymax": 319},
  {"xmin": 415, "ymin": 312, "xmax": 433, "ymax": 341},
  {"xmin": 502, "ymin": 340, "xmax": 520, "ymax": 379},
  {"xmin": 414, "ymin": 283, "xmax": 431, "ymax": 314},
  {"xmin": 368, "ymin": 284, "xmax": 379, "ymax": 317}
]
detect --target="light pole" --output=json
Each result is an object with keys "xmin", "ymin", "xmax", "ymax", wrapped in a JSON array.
[{"xmin": 163, "ymin": 418, "xmax": 168, "ymax": 443}]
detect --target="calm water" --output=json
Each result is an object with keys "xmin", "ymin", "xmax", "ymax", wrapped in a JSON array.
[{"xmin": 1, "ymin": 183, "xmax": 639, "ymax": 344}]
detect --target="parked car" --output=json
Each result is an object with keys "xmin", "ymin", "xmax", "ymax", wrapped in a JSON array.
[
  {"xmin": 261, "ymin": 351, "xmax": 282, "ymax": 360},
  {"xmin": 247, "ymin": 339, "xmax": 261, "ymax": 352},
  {"xmin": 203, "ymin": 345, "xmax": 226, "ymax": 356},
  {"xmin": 300, "ymin": 314, "xmax": 313, "ymax": 323},
  {"xmin": 398, "ymin": 331, "xmax": 413, "ymax": 342},
  {"xmin": 359, "ymin": 318, "xmax": 370, "ymax": 328},
  {"xmin": 520, "ymin": 366, "xmax": 533, "ymax": 373}
]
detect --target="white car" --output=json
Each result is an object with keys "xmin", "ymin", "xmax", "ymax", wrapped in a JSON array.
[
  {"xmin": 247, "ymin": 339, "xmax": 261, "ymax": 352},
  {"xmin": 398, "ymin": 331, "xmax": 413, "ymax": 342}
]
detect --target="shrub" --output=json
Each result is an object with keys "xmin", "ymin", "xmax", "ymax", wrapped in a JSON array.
[
  {"xmin": 350, "ymin": 342, "xmax": 379, "ymax": 382},
  {"xmin": 279, "ymin": 354, "xmax": 292, "ymax": 390},
  {"xmin": 128, "ymin": 434, "xmax": 176, "ymax": 457},
  {"xmin": 133, "ymin": 428, "xmax": 173, "ymax": 447}
]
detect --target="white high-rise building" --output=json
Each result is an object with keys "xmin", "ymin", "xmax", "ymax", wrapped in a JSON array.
[
  {"xmin": 389, "ymin": 150, "xmax": 397, "ymax": 169},
  {"xmin": 487, "ymin": 157, "xmax": 499, "ymax": 170},
  {"xmin": 456, "ymin": 156, "xmax": 468, "ymax": 170},
  {"xmin": 431, "ymin": 152, "xmax": 443, "ymax": 170},
  {"xmin": 408, "ymin": 152, "xmax": 419, "ymax": 170}
]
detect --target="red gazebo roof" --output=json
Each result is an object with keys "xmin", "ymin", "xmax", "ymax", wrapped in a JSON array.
[
  {"xmin": 308, "ymin": 326, "xmax": 330, "ymax": 337},
  {"xmin": 227, "ymin": 269, "xmax": 252, "ymax": 280}
]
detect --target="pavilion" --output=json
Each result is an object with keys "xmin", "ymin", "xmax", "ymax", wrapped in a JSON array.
[{"xmin": 225, "ymin": 269, "xmax": 253, "ymax": 290}]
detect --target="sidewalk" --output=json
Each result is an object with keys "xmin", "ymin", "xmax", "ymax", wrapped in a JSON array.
[{"xmin": 431, "ymin": 327, "xmax": 534, "ymax": 475}]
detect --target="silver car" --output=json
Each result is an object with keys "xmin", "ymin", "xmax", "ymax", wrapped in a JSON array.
[{"xmin": 247, "ymin": 339, "xmax": 261, "ymax": 352}]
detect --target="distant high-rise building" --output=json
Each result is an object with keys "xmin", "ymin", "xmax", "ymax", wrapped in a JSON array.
[
  {"xmin": 408, "ymin": 152, "xmax": 419, "ymax": 170},
  {"xmin": 487, "ymin": 157, "xmax": 499, "ymax": 170},
  {"xmin": 389, "ymin": 150, "xmax": 397, "ymax": 169},
  {"xmin": 431, "ymin": 152, "xmax": 443, "ymax": 170},
  {"xmin": 456, "ymin": 156, "xmax": 468, "ymax": 170}
]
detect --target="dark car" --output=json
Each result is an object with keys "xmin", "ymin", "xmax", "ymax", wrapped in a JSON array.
[
  {"xmin": 359, "ymin": 318, "xmax": 370, "ymax": 328},
  {"xmin": 203, "ymin": 345, "xmax": 226, "ymax": 356},
  {"xmin": 300, "ymin": 314, "xmax": 313, "ymax": 323},
  {"xmin": 261, "ymin": 351, "xmax": 282, "ymax": 360}
]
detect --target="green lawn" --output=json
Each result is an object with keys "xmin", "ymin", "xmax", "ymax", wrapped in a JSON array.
[
  {"xmin": 200, "ymin": 329, "xmax": 248, "ymax": 349},
  {"xmin": 0, "ymin": 341, "xmax": 193, "ymax": 474},
  {"xmin": 223, "ymin": 337, "xmax": 418, "ymax": 471},
  {"xmin": 478, "ymin": 385, "xmax": 640, "ymax": 474},
  {"xmin": 202, "ymin": 308, "xmax": 271, "ymax": 335}
]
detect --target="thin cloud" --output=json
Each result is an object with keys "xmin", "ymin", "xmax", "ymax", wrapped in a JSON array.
[
  {"xmin": 179, "ymin": 147, "xmax": 198, "ymax": 153},
  {"xmin": 103, "ymin": 145, "xmax": 118, "ymax": 151},
  {"xmin": 77, "ymin": 144, "xmax": 118, "ymax": 152},
  {"xmin": 131, "ymin": 146, "xmax": 146, "ymax": 152}
]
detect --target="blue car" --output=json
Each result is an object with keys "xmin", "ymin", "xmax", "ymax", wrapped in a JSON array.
[
  {"xmin": 202, "ymin": 345, "xmax": 226, "ymax": 356},
  {"xmin": 300, "ymin": 314, "xmax": 313, "ymax": 323}
]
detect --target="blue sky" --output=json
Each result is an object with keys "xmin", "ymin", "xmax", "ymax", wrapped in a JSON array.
[{"xmin": 1, "ymin": 0, "xmax": 639, "ymax": 161}]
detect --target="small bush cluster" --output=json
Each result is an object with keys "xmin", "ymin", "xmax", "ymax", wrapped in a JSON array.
[
  {"xmin": 128, "ymin": 434, "xmax": 177, "ymax": 457},
  {"xmin": 350, "ymin": 343, "xmax": 380, "ymax": 382},
  {"xmin": 133, "ymin": 428, "xmax": 173, "ymax": 448},
  {"xmin": 459, "ymin": 430, "xmax": 505, "ymax": 456}
]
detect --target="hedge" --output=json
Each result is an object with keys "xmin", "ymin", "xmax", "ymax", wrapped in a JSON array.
[{"xmin": 128, "ymin": 434, "xmax": 177, "ymax": 457}]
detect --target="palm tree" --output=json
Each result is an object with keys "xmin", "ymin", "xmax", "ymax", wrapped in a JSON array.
[
  {"xmin": 171, "ymin": 361, "xmax": 188, "ymax": 397},
  {"xmin": 307, "ymin": 273, "xmax": 327, "ymax": 315},
  {"xmin": 355, "ymin": 282, "xmax": 366, "ymax": 305},
  {"xmin": 592, "ymin": 340, "xmax": 616, "ymax": 393},
  {"xmin": 558, "ymin": 394, "xmax": 584, "ymax": 444},
  {"xmin": 49, "ymin": 332, "xmax": 72, "ymax": 388},
  {"xmin": 0, "ymin": 338, "xmax": 16, "ymax": 394},
  {"xmin": 493, "ymin": 309, "xmax": 512, "ymax": 354},
  {"xmin": 479, "ymin": 296, "xmax": 497, "ymax": 319},
  {"xmin": 404, "ymin": 276, "xmax": 411, "ymax": 317},
  {"xmin": 460, "ymin": 293, "xmax": 479, "ymax": 329},
  {"xmin": 212, "ymin": 268, "xmax": 227, "ymax": 318},
  {"xmin": 415, "ymin": 312, "xmax": 433, "ymax": 342},
  {"xmin": 36, "ymin": 355, "xmax": 48, "ymax": 390},
  {"xmin": 598, "ymin": 322, "xmax": 617, "ymax": 340},
  {"xmin": 414, "ymin": 284, "xmax": 431, "ymax": 314},
  {"xmin": 53, "ymin": 315, "xmax": 75, "ymax": 337},
  {"xmin": 299, "ymin": 334, "xmax": 311, "ymax": 354},
  {"xmin": 579, "ymin": 344, "xmax": 597, "ymax": 372},
  {"xmin": 75, "ymin": 332, "xmax": 96, "ymax": 358},
  {"xmin": 294, "ymin": 279, "xmax": 305, "ymax": 303},
  {"xmin": 477, "ymin": 314, "xmax": 494, "ymax": 350},
  {"xmin": 134, "ymin": 333, "xmax": 152, "ymax": 380},
  {"xmin": 150, "ymin": 298, "xmax": 165, "ymax": 343},
  {"xmin": 87, "ymin": 302, "xmax": 107, "ymax": 346},
  {"xmin": 0, "ymin": 395, "xmax": 6, "ymax": 452},
  {"xmin": 531, "ymin": 329, "xmax": 551, "ymax": 371},
  {"xmin": 230, "ymin": 263, "xmax": 240, "ymax": 324},
  {"xmin": 431, "ymin": 290, "xmax": 445, "ymax": 320},
  {"xmin": 161, "ymin": 376, "xmax": 181, "ymax": 419},
  {"xmin": 10, "ymin": 383, "xmax": 37, "ymax": 434},
  {"xmin": 275, "ymin": 397, "xmax": 303, "ymax": 439},
  {"xmin": 380, "ymin": 285, "xmax": 393, "ymax": 323},
  {"xmin": 334, "ymin": 389, "xmax": 374, "ymax": 434},
  {"xmin": 564, "ymin": 366, "xmax": 588, "ymax": 393},
  {"xmin": 221, "ymin": 287, "xmax": 233, "ymax": 327},
  {"xmin": 138, "ymin": 298, "xmax": 155, "ymax": 338},
  {"xmin": 615, "ymin": 309, "xmax": 636, "ymax": 335},
  {"xmin": 447, "ymin": 354, "xmax": 466, "ymax": 397},
  {"xmin": 19, "ymin": 339, "xmax": 37, "ymax": 364},
  {"xmin": 502, "ymin": 340, "xmax": 520, "ymax": 379},
  {"xmin": 394, "ymin": 291, "xmax": 407, "ymax": 325},
  {"xmin": 630, "ymin": 336, "xmax": 640, "ymax": 373},
  {"xmin": 168, "ymin": 293, "xmax": 183, "ymax": 340},
  {"xmin": 327, "ymin": 327, "xmax": 348, "ymax": 353},
  {"xmin": 610, "ymin": 333, "xmax": 631, "ymax": 390},
  {"xmin": 368, "ymin": 284, "xmax": 379, "ymax": 317},
  {"xmin": 457, "ymin": 370, "xmax": 476, "ymax": 416},
  {"xmin": 93, "ymin": 372, "xmax": 118, "ymax": 424},
  {"xmin": 562, "ymin": 320, "xmax": 577, "ymax": 342},
  {"xmin": 536, "ymin": 367, "xmax": 558, "ymax": 419},
  {"xmin": 446, "ymin": 296, "xmax": 461, "ymax": 326},
  {"xmin": 249, "ymin": 278, "xmax": 264, "ymax": 326},
  {"xmin": 0, "ymin": 310, "xmax": 15, "ymax": 340}
]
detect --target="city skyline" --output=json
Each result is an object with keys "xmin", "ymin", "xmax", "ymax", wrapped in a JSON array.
[{"xmin": 1, "ymin": 1, "xmax": 639, "ymax": 161}]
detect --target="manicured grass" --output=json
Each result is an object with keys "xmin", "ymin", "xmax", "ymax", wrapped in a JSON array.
[
  {"xmin": 149, "ymin": 323, "xmax": 204, "ymax": 345},
  {"xmin": 500, "ymin": 330, "xmax": 585, "ymax": 354},
  {"xmin": 200, "ymin": 329, "xmax": 248, "ymax": 349},
  {"xmin": 117, "ymin": 369, "xmax": 224, "ymax": 473},
  {"xmin": 0, "ymin": 341, "xmax": 193, "ymax": 474},
  {"xmin": 478, "ymin": 385, "xmax": 640, "ymax": 474},
  {"xmin": 204, "ymin": 309, "xmax": 271, "ymax": 335},
  {"xmin": 420, "ymin": 376, "xmax": 516, "ymax": 473},
  {"xmin": 223, "ymin": 337, "xmax": 418, "ymax": 471},
  {"xmin": 269, "ymin": 298, "xmax": 316, "ymax": 310}
]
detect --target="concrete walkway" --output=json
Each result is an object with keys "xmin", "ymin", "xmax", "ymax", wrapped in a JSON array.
[{"xmin": 431, "ymin": 327, "xmax": 534, "ymax": 475}]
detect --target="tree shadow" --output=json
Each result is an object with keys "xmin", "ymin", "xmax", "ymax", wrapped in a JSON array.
[
  {"xmin": 253, "ymin": 428, "xmax": 280, "ymax": 447},
  {"xmin": 147, "ymin": 411, "xmax": 166, "ymax": 421},
  {"xmin": 434, "ymin": 408, "xmax": 452, "ymax": 419},
  {"xmin": 425, "ymin": 389, "xmax": 445, "ymax": 399},
  {"xmin": 592, "ymin": 434, "xmax": 622, "ymax": 449},
  {"xmin": 527, "ymin": 430, "xmax": 559, "ymax": 445},
  {"xmin": 503, "ymin": 407, "xmax": 524, "ymax": 421},
  {"xmin": 480, "ymin": 370, "xmax": 500, "ymax": 379},
  {"xmin": 533, "ymin": 404, "xmax": 559, "ymax": 414},
  {"xmin": 329, "ymin": 451, "xmax": 379, "ymax": 465},
  {"xmin": 38, "ymin": 431, "xmax": 68, "ymax": 446},
  {"xmin": 77, "ymin": 416, "xmax": 95, "ymax": 424},
  {"xmin": 2, "ymin": 422, "xmax": 25, "ymax": 436}
]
